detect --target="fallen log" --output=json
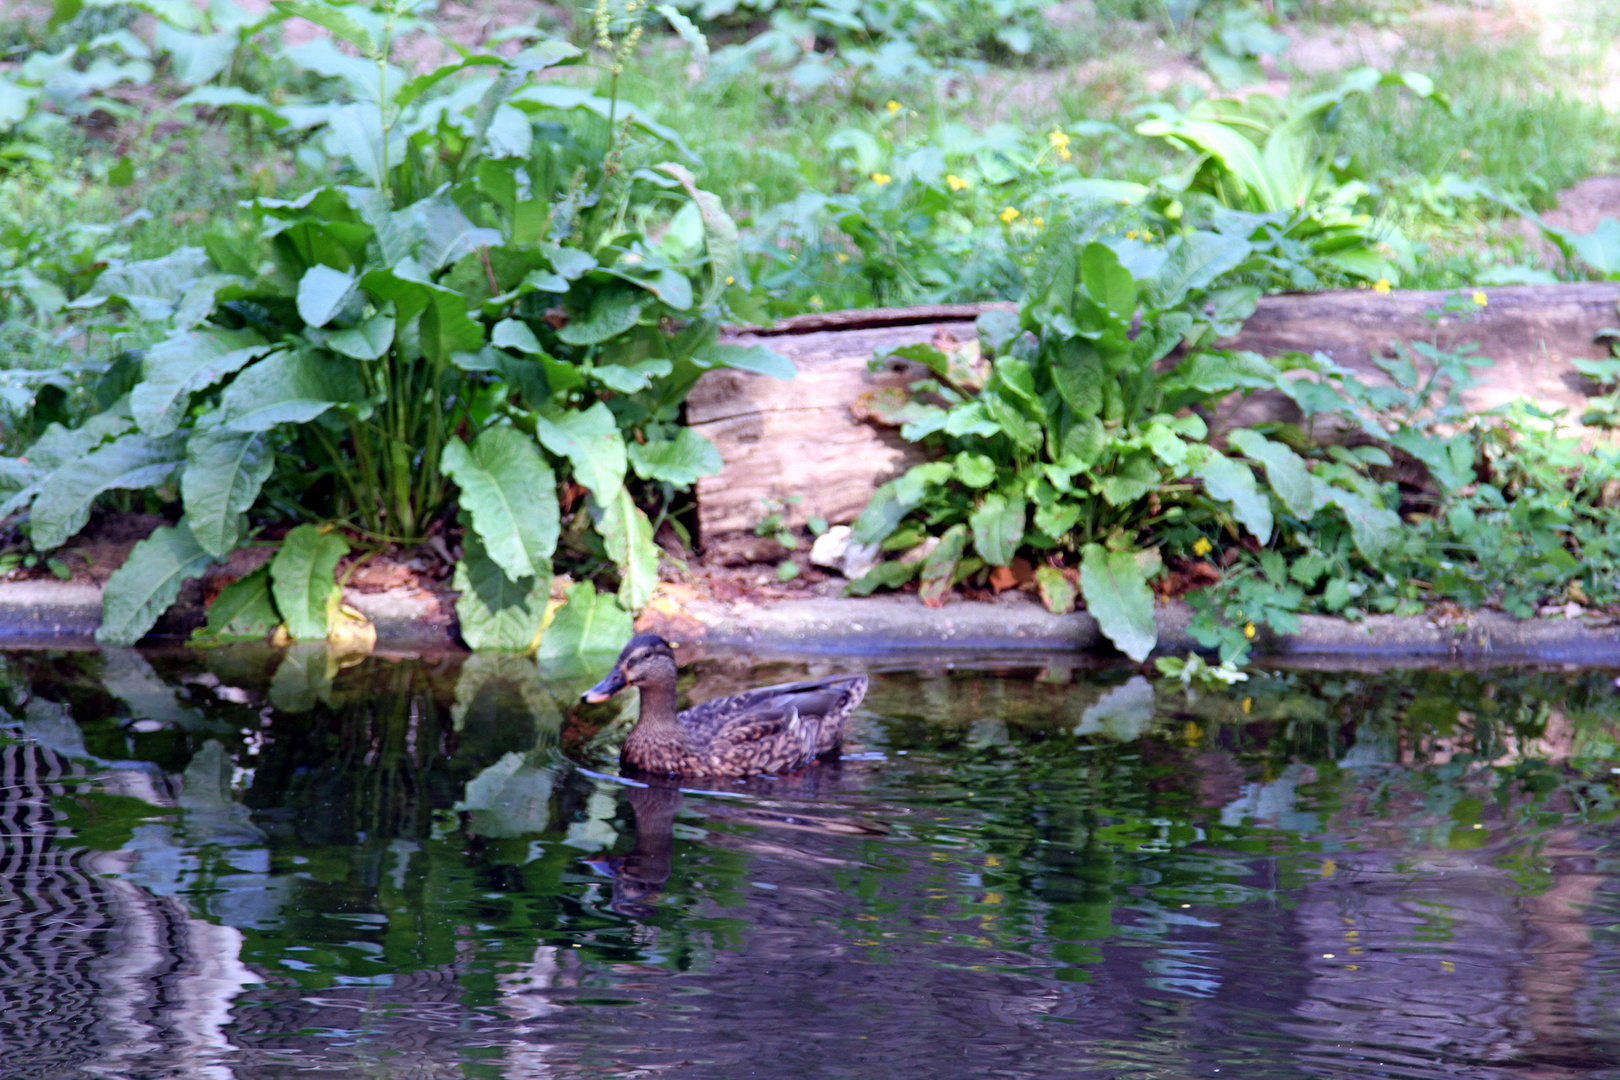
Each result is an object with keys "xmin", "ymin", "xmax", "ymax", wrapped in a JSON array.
[{"xmin": 687, "ymin": 284, "xmax": 1620, "ymax": 546}]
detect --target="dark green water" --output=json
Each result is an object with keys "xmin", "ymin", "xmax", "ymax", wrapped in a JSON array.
[{"xmin": 5, "ymin": 645, "xmax": 1620, "ymax": 1079}]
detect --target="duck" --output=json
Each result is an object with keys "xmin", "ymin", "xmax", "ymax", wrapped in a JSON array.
[{"xmin": 581, "ymin": 633, "xmax": 868, "ymax": 778}]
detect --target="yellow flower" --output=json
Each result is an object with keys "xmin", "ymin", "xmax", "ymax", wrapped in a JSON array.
[
  {"xmin": 1048, "ymin": 129, "xmax": 1070, "ymax": 150},
  {"xmin": 1192, "ymin": 537, "xmax": 1212, "ymax": 556},
  {"xmin": 1472, "ymin": 290, "xmax": 1487, "ymax": 307},
  {"xmin": 999, "ymin": 206, "xmax": 1020, "ymax": 223},
  {"xmin": 886, "ymin": 100, "xmax": 900, "ymax": 115},
  {"xmin": 724, "ymin": 275, "xmax": 735, "ymax": 285},
  {"xmin": 1241, "ymin": 697, "xmax": 1252, "ymax": 714},
  {"xmin": 946, "ymin": 174, "xmax": 969, "ymax": 192},
  {"xmin": 1373, "ymin": 277, "xmax": 1392, "ymax": 294},
  {"xmin": 835, "ymin": 252, "xmax": 849, "ymax": 263},
  {"xmin": 870, "ymin": 172, "xmax": 891, "ymax": 186},
  {"xmin": 1125, "ymin": 230, "xmax": 1139, "ymax": 240},
  {"xmin": 809, "ymin": 295, "xmax": 824, "ymax": 308},
  {"xmin": 1031, "ymin": 216, "xmax": 1044, "ymax": 229},
  {"xmin": 1243, "ymin": 622, "xmax": 1257, "ymax": 639},
  {"xmin": 1059, "ymin": 147, "xmax": 1072, "ymax": 162}
]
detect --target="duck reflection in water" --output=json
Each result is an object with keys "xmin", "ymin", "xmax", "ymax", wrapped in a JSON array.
[
  {"xmin": 588, "ymin": 779, "xmax": 683, "ymax": 917},
  {"xmin": 589, "ymin": 768, "xmax": 887, "ymax": 917}
]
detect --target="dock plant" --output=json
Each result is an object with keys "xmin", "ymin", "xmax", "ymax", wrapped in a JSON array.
[
  {"xmin": 0, "ymin": 0, "xmax": 789, "ymax": 650},
  {"xmin": 847, "ymin": 218, "xmax": 1402, "ymax": 660}
]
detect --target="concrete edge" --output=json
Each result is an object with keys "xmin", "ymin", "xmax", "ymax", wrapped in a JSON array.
[{"xmin": 1, "ymin": 578, "xmax": 1618, "ymax": 665}]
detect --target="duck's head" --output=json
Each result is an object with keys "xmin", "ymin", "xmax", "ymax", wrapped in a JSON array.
[{"xmin": 582, "ymin": 634, "xmax": 677, "ymax": 703}]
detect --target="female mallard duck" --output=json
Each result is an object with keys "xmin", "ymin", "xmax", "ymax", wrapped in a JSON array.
[{"xmin": 581, "ymin": 634, "xmax": 868, "ymax": 778}]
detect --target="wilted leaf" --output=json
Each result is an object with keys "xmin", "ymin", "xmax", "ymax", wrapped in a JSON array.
[
  {"xmin": 1035, "ymin": 565, "xmax": 1078, "ymax": 614},
  {"xmin": 918, "ymin": 523, "xmax": 968, "ymax": 607}
]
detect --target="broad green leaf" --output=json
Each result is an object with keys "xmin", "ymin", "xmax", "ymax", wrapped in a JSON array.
[
  {"xmin": 918, "ymin": 523, "xmax": 968, "ymax": 607},
  {"xmin": 1328, "ymin": 487, "xmax": 1400, "ymax": 561},
  {"xmin": 296, "ymin": 264, "xmax": 357, "ymax": 328},
  {"xmin": 592, "ymin": 358, "xmax": 673, "ymax": 394},
  {"xmin": 153, "ymin": 23, "xmax": 237, "ymax": 85},
  {"xmin": 556, "ymin": 288, "xmax": 644, "ymax": 345},
  {"xmin": 1050, "ymin": 338, "xmax": 1105, "ymax": 418},
  {"xmin": 492, "ymin": 318, "xmax": 543, "ymax": 353},
  {"xmin": 698, "ymin": 342, "xmax": 797, "ymax": 380},
  {"xmin": 970, "ymin": 491, "xmax": 1025, "ymax": 566},
  {"xmin": 67, "ymin": 247, "xmax": 211, "ymax": 321},
  {"xmin": 326, "ymin": 311, "xmax": 394, "ymax": 360},
  {"xmin": 1079, "ymin": 543, "xmax": 1156, "ymax": 661},
  {"xmin": 268, "ymin": 642, "xmax": 339, "ymax": 713},
  {"xmin": 132, "ymin": 329, "xmax": 276, "ymax": 438},
  {"xmin": 281, "ymin": 37, "xmax": 404, "ymax": 103},
  {"xmin": 1097, "ymin": 452, "xmax": 1160, "ymax": 507},
  {"xmin": 1227, "ymin": 429, "xmax": 1325, "ymax": 520},
  {"xmin": 1192, "ymin": 449, "xmax": 1273, "ymax": 542},
  {"xmin": 191, "ymin": 564, "xmax": 278, "ymax": 645},
  {"xmin": 441, "ymin": 427, "xmax": 558, "ymax": 582},
  {"xmin": 1080, "ymin": 242, "xmax": 1136, "ymax": 320},
  {"xmin": 844, "ymin": 559, "xmax": 921, "ymax": 596},
  {"xmin": 628, "ymin": 428, "xmax": 722, "ymax": 486},
  {"xmin": 954, "ymin": 452, "xmax": 997, "ymax": 488},
  {"xmin": 182, "ymin": 426, "xmax": 274, "ymax": 558},
  {"xmin": 1145, "ymin": 230, "xmax": 1252, "ymax": 309},
  {"xmin": 360, "ymin": 258, "xmax": 485, "ymax": 361},
  {"xmin": 1035, "ymin": 565, "xmax": 1078, "ymax": 614},
  {"xmin": 453, "ymin": 535, "xmax": 549, "ymax": 652},
  {"xmin": 269, "ymin": 524, "xmax": 347, "ymax": 641},
  {"xmin": 221, "ymin": 349, "xmax": 365, "ymax": 432},
  {"xmin": 97, "ymin": 520, "xmax": 217, "ymax": 646},
  {"xmin": 534, "ymin": 581, "xmax": 632, "ymax": 663},
  {"xmin": 31, "ymin": 432, "xmax": 184, "ymax": 551},
  {"xmin": 851, "ymin": 479, "xmax": 917, "ymax": 547},
  {"xmin": 272, "ymin": 0, "xmax": 377, "ymax": 54},
  {"xmin": 597, "ymin": 486, "xmax": 659, "ymax": 611},
  {"xmin": 532, "ymin": 403, "xmax": 626, "ymax": 503}
]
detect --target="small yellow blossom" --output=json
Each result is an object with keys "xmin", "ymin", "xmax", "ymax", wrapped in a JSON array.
[
  {"xmin": 870, "ymin": 172, "xmax": 891, "ymax": 186},
  {"xmin": 886, "ymin": 100, "xmax": 900, "ymax": 115},
  {"xmin": 999, "ymin": 206, "xmax": 1020, "ymax": 223},
  {"xmin": 835, "ymin": 252, "xmax": 849, "ymax": 263},
  {"xmin": 724, "ymin": 275, "xmax": 735, "ymax": 285},
  {"xmin": 1031, "ymin": 216, "xmax": 1044, "ymax": 229},
  {"xmin": 1241, "ymin": 697, "xmax": 1252, "ymax": 714},
  {"xmin": 1243, "ymin": 622, "xmax": 1257, "ymax": 640},
  {"xmin": 946, "ymin": 174, "xmax": 969, "ymax": 192},
  {"xmin": 1125, "ymin": 230, "xmax": 1139, "ymax": 240},
  {"xmin": 1059, "ymin": 147, "xmax": 1071, "ymax": 162},
  {"xmin": 1048, "ymin": 129, "xmax": 1070, "ymax": 150},
  {"xmin": 1472, "ymin": 290, "xmax": 1488, "ymax": 307},
  {"xmin": 809, "ymin": 295, "xmax": 824, "ymax": 308},
  {"xmin": 1192, "ymin": 537, "xmax": 1212, "ymax": 556},
  {"xmin": 1373, "ymin": 277, "xmax": 1392, "ymax": 294}
]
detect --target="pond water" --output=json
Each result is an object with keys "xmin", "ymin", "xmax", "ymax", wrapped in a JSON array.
[{"xmin": 5, "ymin": 645, "xmax": 1620, "ymax": 1080}]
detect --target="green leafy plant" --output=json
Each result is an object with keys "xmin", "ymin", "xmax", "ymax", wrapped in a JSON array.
[{"xmin": 5, "ymin": 0, "xmax": 790, "ymax": 651}]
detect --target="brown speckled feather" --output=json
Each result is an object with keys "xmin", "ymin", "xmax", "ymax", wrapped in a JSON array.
[{"xmin": 584, "ymin": 635, "xmax": 866, "ymax": 778}]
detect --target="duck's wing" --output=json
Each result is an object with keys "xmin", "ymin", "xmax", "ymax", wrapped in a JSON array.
[{"xmin": 681, "ymin": 675, "xmax": 866, "ymax": 738}]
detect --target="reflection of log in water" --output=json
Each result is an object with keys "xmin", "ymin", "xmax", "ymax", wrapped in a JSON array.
[{"xmin": 0, "ymin": 736, "xmax": 254, "ymax": 1079}]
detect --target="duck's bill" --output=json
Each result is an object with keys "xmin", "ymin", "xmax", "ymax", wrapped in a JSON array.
[{"xmin": 582, "ymin": 667, "xmax": 627, "ymax": 703}]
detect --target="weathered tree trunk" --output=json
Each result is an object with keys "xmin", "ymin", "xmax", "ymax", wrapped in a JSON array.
[{"xmin": 687, "ymin": 285, "xmax": 1620, "ymax": 548}]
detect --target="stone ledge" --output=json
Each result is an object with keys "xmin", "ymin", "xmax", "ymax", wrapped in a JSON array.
[{"xmin": 2, "ymin": 577, "xmax": 1617, "ymax": 664}]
